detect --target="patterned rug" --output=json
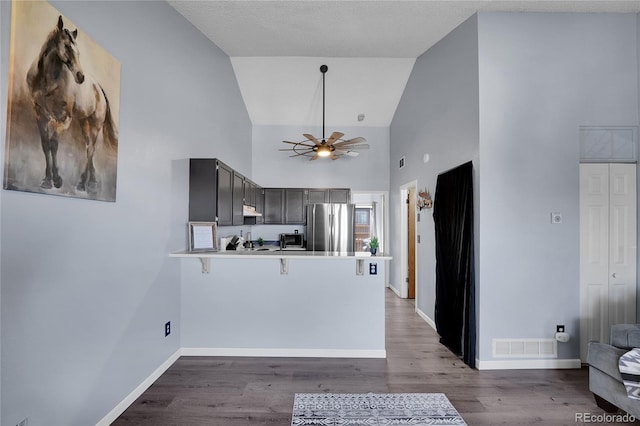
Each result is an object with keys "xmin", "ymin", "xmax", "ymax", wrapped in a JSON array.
[{"xmin": 291, "ymin": 392, "xmax": 467, "ymax": 425}]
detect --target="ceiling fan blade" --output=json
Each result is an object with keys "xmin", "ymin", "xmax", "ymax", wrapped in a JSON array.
[
  {"xmin": 335, "ymin": 143, "xmax": 369, "ymax": 150},
  {"xmin": 326, "ymin": 131, "xmax": 344, "ymax": 146},
  {"xmin": 310, "ymin": 153, "xmax": 320, "ymax": 161},
  {"xmin": 303, "ymin": 133, "xmax": 322, "ymax": 146},
  {"xmin": 283, "ymin": 140, "xmax": 314, "ymax": 146},
  {"xmin": 332, "ymin": 137, "xmax": 367, "ymax": 147}
]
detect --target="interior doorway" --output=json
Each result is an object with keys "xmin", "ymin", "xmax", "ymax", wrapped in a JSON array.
[{"xmin": 400, "ymin": 181, "xmax": 417, "ymax": 301}]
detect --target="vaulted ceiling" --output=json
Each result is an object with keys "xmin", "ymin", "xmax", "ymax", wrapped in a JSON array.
[{"xmin": 168, "ymin": 1, "xmax": 640, "ymax": 127}]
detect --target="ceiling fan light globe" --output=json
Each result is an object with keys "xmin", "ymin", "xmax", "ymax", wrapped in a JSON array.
[{"xmin": 317, "ymin": 146, "xmax": 332, "ymax": 157}]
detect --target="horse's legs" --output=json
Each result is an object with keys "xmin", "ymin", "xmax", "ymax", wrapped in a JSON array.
[
  {"xmin": 77, "ymin": 119, "xmax": 100, "ymax": 192},
  {"xmin": 49, "ymin": 133, "xmax": 63, "ymax": 188},
  {"xmin": 36, "ymin": 119, "xmax": 53, "ymax": 189}
]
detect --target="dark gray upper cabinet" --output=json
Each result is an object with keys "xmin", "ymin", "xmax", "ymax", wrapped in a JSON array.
[
  {"xmin": 263, "ymin": 188, "xmax": 284, "ymax": 224},
  {"xmin": 329, "ymin": 188, "xmax": 350, "ymax": 204},
  {"xmin": 285, "ymin": 188, "xmax": 306, "ymax": 224},
  {"xmin": 190, "ymin": 159, "xmax": 350, "ymax": 226},
  {"xmin": 188, "ymin": 159, "xmax": 218, "ymax": 222},
  {"xmin": 232, "ymin": 171, "xmax": 244, "ymax": 226},
  {"xmin": 189, "ymin": 159, "xmax": 257, "ymax": 226},
  {"xmin": 305, "ymin": 188, "xmax": 351, "ymax": 205},
  {"xmin": 216, "ymin": 162, "xmax": 234, "ymax": 226},
  {"xmin": 307, "ymin": 189, "xmax": 329, "ymax": 204}
]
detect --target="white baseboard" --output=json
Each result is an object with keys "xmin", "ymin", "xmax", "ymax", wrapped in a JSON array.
[
  {"xmin": 476, "ymin": 358, "xmax": 582, "ymax": 370},
  {"xmin": 415, "ymin": 306, "xmax": 437, "ymax": 331},
  {"xmin": 96, "ymin": 348, "xmax": 181, "ymax": 426},
  {"xmin": 388, "ymin": 284, "xmax": 402, "ymax": 297},
  {"xmin": 181, "ymin": 347, "xmax": 386, "ymax": 359}
]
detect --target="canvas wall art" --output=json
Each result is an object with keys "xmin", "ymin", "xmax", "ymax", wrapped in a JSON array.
[{"xmin": 4, "ymin": 0, "xmax": 121, "ymax": 202}]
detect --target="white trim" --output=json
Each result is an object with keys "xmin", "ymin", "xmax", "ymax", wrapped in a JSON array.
[
  {"xmin": 96, "ymin": 348, "xmax": 181, "ymax": 426},
  {"xmin": 388, "ymin": 284, "xmax": 402, "ymax": 297},
  {"xmin": 399, "ymin": 181, "xmax": 418, "ymax": 300},
  {"xmin": 415, "ymin": 306, "xmax": 437, "ymax": 331},
  {"xmin": 181, "ymin": 347, "xmax": 386, "ymax": 358},
  {"xmin": 476, "ymin": 358, "xmax": 582, "ymax": 370}
]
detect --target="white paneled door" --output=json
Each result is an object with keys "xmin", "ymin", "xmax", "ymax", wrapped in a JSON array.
[{"xmin": 580, "ymin": 163, "xmax": 637, "ymax": 361}]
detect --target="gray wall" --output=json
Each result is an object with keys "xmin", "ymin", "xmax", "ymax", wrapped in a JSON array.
[
  {"xmin": 0, "ymin": 2, "xmax": 251, "ymax": 425},
  {"xmin": 476, "ymin": 12, "xmax": 639, "ymax": 361},
  {"xmin": 389, "ymin": 15, "xmax": 480, "ymax": 319},
  {"xmin": 390, "ymin": 11, "xmax": 639, "ymax": 365}
]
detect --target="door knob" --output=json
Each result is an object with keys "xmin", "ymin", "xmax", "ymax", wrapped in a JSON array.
[{"xmin": 612, "ymin": 273, "xmax": 617, "ymax": 278}]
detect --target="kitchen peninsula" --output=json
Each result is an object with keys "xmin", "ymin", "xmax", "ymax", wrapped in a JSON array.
[{"xmin": 171, "ymin": 249, "xmax": 391, "ymax": 358}]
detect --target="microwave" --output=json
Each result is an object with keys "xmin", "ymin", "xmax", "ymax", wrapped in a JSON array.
[{"xmin": 280, "ymin": 233, "xmax": 304, "ymax": 249}]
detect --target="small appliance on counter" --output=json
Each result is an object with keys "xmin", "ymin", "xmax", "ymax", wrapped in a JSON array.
[
  {"xmin": 279, "ymin": 232, "xmax": 305, "ymax": 250},
  {"xmin": 220, "ymin": 235, "xmax": 240, "ymax": 251}
]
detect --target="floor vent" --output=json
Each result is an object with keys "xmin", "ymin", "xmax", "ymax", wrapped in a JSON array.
[{"xmin": 492, "ymin": 339, "xmax": 557, "ymax": 358}]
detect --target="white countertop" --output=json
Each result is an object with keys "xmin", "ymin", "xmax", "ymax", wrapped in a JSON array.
[{"xmin": 170, "ymin": 248, "xmax": 391, "ymax": 260}]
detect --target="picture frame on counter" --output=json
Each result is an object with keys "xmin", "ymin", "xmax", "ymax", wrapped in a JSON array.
[{"xmin": 188, "ymin": 222, "xmax": 217, "ymax": 252}]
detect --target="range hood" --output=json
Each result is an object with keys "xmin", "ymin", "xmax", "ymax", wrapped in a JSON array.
[{"xmin": 243, "ymin": 205, "xmax": 262, "ymax": 217}]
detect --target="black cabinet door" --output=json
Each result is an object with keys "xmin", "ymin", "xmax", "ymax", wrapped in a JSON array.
[
  {"xmin": 307, "ymin": 189, "xmax": 329, "ymax": 204},
  {"xmin": 255, "ymin": 187, "xmax": 264, "ymax": 224},
  {"xmin": 189, "ymin": 159, "xmax": 218, "ymax": 222},
  {"xmin": 263, "ymin": 188, "xmax": 284, "ymax": 224},
  {"xmin": 217, "ymin": 163, "xmax": 234, "ymax": 226},
  {"xmin": 329, "ymin": 188, "xmax": 350, "ymax": 204},
  {"xmin": 232, "ymin": 171, "xmax": 244, "ymax": 226},
  {"xmin": 285, "ymin": 188, "xmax": 306, "ymax": 224}
]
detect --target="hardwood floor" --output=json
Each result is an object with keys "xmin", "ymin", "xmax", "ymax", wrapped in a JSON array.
[{"xmin": 113, "ymin": 289, "xmax": 622, "ymax": 425}]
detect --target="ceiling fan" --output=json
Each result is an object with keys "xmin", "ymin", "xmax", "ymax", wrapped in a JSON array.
[{"xmin": 280, "ymin": 65, "xmax": 369, "ymax": 161}]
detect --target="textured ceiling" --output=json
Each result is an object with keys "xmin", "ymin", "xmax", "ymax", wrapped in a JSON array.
[{"xmin": 168, "ymin": 1, "xmax": 640, "ymax": 127}]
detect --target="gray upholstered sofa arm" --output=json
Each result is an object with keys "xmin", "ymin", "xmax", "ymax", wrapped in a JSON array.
[{"xmin": 610, "ymin": 324, "xmax": 640, "ymax": 349}]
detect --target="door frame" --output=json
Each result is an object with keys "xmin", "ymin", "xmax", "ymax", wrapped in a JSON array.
[
  {"xmin": 352, "ymin": 190, "xmax": 390, "ymax": 287},
  {"xmin": 399, "ymin": 180, "xmax": 418, "ymax": 301}
]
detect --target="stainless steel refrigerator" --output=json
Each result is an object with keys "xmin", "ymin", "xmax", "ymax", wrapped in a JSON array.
[{"xmin": 306, "ymin": 203, "xmax": 355, "ymax": 252}]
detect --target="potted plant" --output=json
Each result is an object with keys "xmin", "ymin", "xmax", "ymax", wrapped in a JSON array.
[
  {"xmin": 257, "ymin": 237, "xmax": 264, "ymax": 247},
  {"xmin": 369, "ymin": 236, "xmax": 379, "ymax": 256}
]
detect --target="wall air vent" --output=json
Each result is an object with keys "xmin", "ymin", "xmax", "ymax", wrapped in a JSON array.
[{"xmin": 492, "ymin": 339, "xmax": 557, "ymax": 358}]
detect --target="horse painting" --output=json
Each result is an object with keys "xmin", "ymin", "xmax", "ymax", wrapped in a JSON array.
[{"xmin": 25, "ymin": 15, "xmax": 118, "ymax": 193}]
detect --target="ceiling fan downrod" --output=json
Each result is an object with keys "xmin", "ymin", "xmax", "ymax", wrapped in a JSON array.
[{"xmin": 320, "ymin": 64, "xmax": 327, "ymax": 142}]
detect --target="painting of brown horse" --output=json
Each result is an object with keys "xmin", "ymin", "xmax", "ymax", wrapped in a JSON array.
[{"xmin": 4, "ymin": 1, "xmax": 120, "ymax": 202}]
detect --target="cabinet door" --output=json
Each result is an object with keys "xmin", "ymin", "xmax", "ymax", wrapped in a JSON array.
[
  {"xmin": 263, "ymin": 188, "xmax": 284, "ymax": 224},
  {"xmin": 285, "ymin": 188, "xmax": 306, "ymax": 224},
  {"xmin": 329, "ymin": 188, "xmax": 350, "ymax": 204},
  {"xmin": 232, "ymin": 171, "xmax": 245, "ymax": 226},
  {"xmin": 189, "ymin": 159, "xmax": 218, "ymax": 222},
  {"xmin": 255, "ymin": 187, "xmax": 264, "ymax": 224},
  {"xmin": 307, "ymin": 189, "xmax": 329, "ymax": 204},
  {"xmin": 217, "ymin": 163, "xmax": 233, "ymax": 226}
]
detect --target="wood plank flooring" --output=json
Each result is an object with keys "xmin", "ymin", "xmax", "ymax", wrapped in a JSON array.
[{"xmin": 113, "ymin": 289, "xmax": 625, "ymax": 425}]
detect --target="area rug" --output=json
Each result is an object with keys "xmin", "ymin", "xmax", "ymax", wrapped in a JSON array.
[{"xmin": 291, "ymin": 392, "xmax": 467, "ymax": 425}]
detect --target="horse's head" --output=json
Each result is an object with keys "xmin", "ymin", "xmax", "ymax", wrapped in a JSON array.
[{"xmin": 53, "ymin": 16, "xmax": 85, "ymax": 84}]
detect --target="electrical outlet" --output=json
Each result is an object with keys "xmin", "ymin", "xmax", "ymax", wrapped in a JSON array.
[
  {"xmin": 557, "ymin": 325, "xmax": 565, "ymax": 333},
  {"xmin": 165, "ymin": 321, "xmax": 171, "ymax": 337},
  {"xmin": 369, "ymin": 262, "xmax": 377, "ymax": 275}
]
